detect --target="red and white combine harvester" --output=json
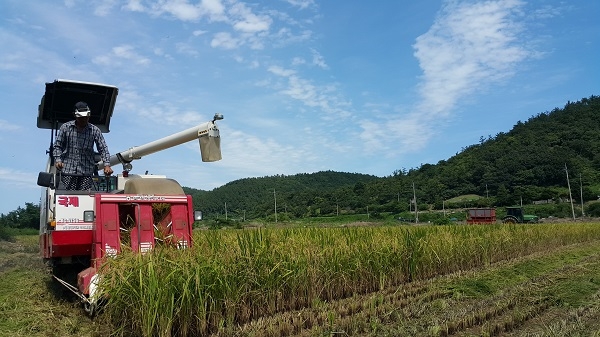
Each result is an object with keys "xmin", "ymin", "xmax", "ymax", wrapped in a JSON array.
[{"xmin": 37, "ymin": 79, "xmax": 223, "ymax": 314}]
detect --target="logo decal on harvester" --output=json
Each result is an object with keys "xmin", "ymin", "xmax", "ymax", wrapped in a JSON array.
[
  {"xmin": 105, "ymin": 243, "xmax": 117, "ymax": 257},
  {"xmin": 140, "ymin": 242, "xmax": 153, "ymax": 253},
  {"xmin": 124, "ymin": 195, "xmax": 166, "ymax": 201},
  {"xmin": 58, "ymin": 196, "xmax": 79, "ymax": 207}
]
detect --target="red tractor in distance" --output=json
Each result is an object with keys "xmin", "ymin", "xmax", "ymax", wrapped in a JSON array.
[
  {"xmin": 466, "ymin": 208, "xmax": 497, "ymax": 224},
  {"xmin": 37, "ymin": 79, "xmax": 223, "ymax": 315}
]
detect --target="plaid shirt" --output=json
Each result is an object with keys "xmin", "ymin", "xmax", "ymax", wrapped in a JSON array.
[{"xmin": 53, "ymin": 121, "xmax": 110, "ymax": 175}]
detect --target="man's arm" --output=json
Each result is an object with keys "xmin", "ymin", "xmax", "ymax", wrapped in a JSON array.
[
  {"xmin": 53, "ymin": 125, "xmax": 66, "ymax": 169},
  {"xmin": 95, "ymin": 129, "xmax": 113, "ymax": 175}
]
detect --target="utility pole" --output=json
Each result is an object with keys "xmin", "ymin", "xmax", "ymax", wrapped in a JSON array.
[
  {"xmin": 520, "ymin": 196, "xmax": 523, "ymax": 208},
  {"xmin": 413, "ymin": 182, "xmax": 418, "ymax": 223},
  {"xmin": 565, "ymin": 164, "xmax": 576, "ymax": 220},
  {"xmin": 273, "ymin": 189, "xmax": 277, "ymax": 223},
  {"xmin": 443, "ymin": 200, "xmax": 446, "ymax": 217},
  {"xmin": 224, "ymin": 202, "xmax": 228, "ymax": 220},
  {"xmin": 580, "ymin": 173, "xmax": 585, "ymax": 217}
]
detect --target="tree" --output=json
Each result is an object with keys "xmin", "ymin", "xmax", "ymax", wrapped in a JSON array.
[
  {"xmin": 495, "ymin": 185, "xmax": 512, "ymax": 206},
  {"xmin": 0, "ymin": 203, "xmax": 39, "ymax": 229}
]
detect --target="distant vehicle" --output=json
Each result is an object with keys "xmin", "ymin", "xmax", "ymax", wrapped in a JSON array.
[
  {"xmin": 466, "ymin": 208, "xmax": 496, "ymax": 224},
  {"xmin": 502, "ymin": 207, "xmax": 539, "ymax": 224}
]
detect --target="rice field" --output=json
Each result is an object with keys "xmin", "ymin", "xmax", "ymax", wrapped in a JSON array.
[{"xmin": 98, "ymin": 222, "xmax": 600, "ymax": 337}]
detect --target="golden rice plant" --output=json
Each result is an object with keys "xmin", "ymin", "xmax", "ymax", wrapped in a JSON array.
[{"xmin": 99, "ymin": 222, "xmax": 600, "ymax": 337}]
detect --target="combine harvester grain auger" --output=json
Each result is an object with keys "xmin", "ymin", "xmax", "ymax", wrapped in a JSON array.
[{"xmin": 36, "ymin": 79, "xmax": 223, "ymax": 315}]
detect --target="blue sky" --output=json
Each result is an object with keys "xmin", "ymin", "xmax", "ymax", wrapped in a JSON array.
[{"xmin": 0, "ymin": 0, "xmax": 598, "ymax": 215}]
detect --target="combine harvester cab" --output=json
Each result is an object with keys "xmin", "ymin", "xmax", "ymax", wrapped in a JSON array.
[{"xmin": 37, "ymin": 79, "xmax": 222, "ymax": 315}]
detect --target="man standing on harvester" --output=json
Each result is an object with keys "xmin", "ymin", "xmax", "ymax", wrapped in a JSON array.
[{"xmin": 53, "ymin": 101, "xmax": 113, "ymax": 190}]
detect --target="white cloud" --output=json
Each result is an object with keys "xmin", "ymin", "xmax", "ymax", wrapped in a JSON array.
[
  {"xmin": 0, "ymin": 120, "xmax": 21, "ymax": 131},
  {"xmin": 0, "ymin": 29, "xmax": 78, "ymax": 79},
  {"xmin": 117, "ymin": 1, "xmax": 309, "ymax": 52},
  {"xmin": 153, "ymin": 47, "xmax": 172, "ymax": 59},
  {"xmin": 273, "ymin": 27, "xmax": 313, "ymax": 46},
  {"xmin": 176, "ymin": 42, "xmax": 200, "ymax": 56},
  {"xmin": 245, "ymin": 33, "xmax": 268, "ymax": 50},
  {"xmin": 144, "ymin": 122, "xmax": 322, "ymax": 190},
  {"xmin": 217, "ymin": 127, "xmax": 316, "ymax": 177},
  {"xmin": 103, "ymin": 86, "xmax": 207, "ymax": 128},
  {"xmin": 122, "ymin": 0, "xmax": 227, "ymax": 22},
  {"xmin": 161, "ymin": 1, "xmax": 206, "ymax": 21},
  {"xmin": 310, "ymin": 48, "xmax": 328, "ymax": 69},
  {"xmin": 157, "ymin": 0, "xmax": 211, "ymax": 21},
  {"xmin": 357, "ymin": 0, "xmax": 531, "ymax": 156},
  {"xmin": 229, "ymin": 3, "xmax": 272, "ymax": 33},
  {"xmin": 93, "ymin": 0, "xmax": 118, "ymax": 16},
  {"xmin": 143, "ymin": 105, "xmax": 205, "ymax": 126},
  {"xmin": 0, "ymin": 19, "xmax": 56, "ymax": 71},
  {"xmin": 93, "ymin": 44, "xmax": 151, "ymax": 66},
  {"xmin": 0, "ymin": 167, "xmax": 36, "ymax": 188},
  {"xmin": 268, "ymin": 65, "xmax": 296, "ymax": 77},
  {"xmin": 124, "ymin": 0, "xmax": 145, "ymax": 12},
  {"xmin": 533, "ymin": 4, "xmax": 566, "ymax": 19},
  {"xmin": 285, "ymin": 0, "xmax": 316, "ymax": 10},
  {"xmin": 211, "ymin": 32, "xmax": 240, "ymax": 49},
  {"xmin": 200, "ymin": 0, "xmax": 227, "ymax": 21},
  {"xmin": 233, "ymin": 55, "xmax": 260, "ymax": 69},
  {"xmin": 205, "ymin": 2, "xmax": 274, "ymax": 50},
  {"xmin": 267, "ymin": 66, "xmax": 351, "ymax": 120},
  {"xmin": 363, "ymin": 114, "xmax": 432, "ymax": 154},
  {"xmin": 291, "ymin": 57, "xmax": 305, "ymax": 66},
  {"xmin": 413, "ymin": 0, "xmax": 529, "ymax": 118}
]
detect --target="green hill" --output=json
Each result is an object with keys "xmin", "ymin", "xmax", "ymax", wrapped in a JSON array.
[
  {"xmin": 184, "ymin": 170, "xmax": 381, "ymax": 220},
  {"xmin": 184, "ymin": 95, "xmax": 600, "ymax": 220}
]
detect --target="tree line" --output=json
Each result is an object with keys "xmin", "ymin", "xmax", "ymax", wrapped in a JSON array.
[
  {"xmin": 0, "ymin": 202, "xmax": 39, "ymax": 240},
  {"xmin": 3, "ymin": 95, "xmax": 599, "ymax": 229},
  {"xmin": 186, "ymin": 95, "xmax": 600, "ymax": 220}
]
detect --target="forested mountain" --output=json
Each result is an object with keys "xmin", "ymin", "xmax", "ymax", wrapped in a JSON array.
[
  {"xmin": 185, "ymin": 95, "xmax": 600, "ymax": 220},
  {"xmin": 184, "ymin": 171, "xmax": 381, "ymax": 220}
]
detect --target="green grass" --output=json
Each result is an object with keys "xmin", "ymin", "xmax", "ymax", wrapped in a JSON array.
[
  {"xmin": 0, "ymin": 226, "xmax": 13, "ymax": 242},
  {"xmin": 445, "ymin": 194, "xmax": 483, "ymax": 203},
  {"xmin": 443, "ymin": 243, "xmax": 600, "ymax": 299},
  {"xmin": 0, "ymin": 235, "xmax": 112, "ymax": 337}
]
